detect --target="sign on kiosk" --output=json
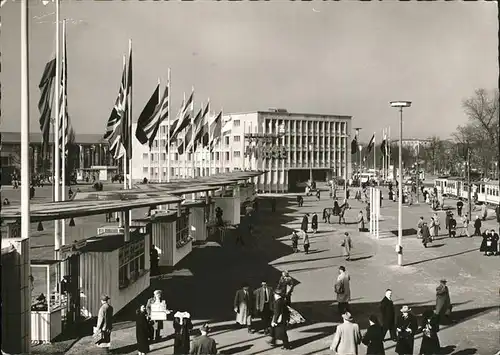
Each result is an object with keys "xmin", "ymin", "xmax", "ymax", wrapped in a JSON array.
[{"xmin": 150, "ymin": 300, "xmax": 171, "ymax": 321}]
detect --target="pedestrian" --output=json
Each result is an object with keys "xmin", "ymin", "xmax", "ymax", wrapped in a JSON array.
[
  {"xmin": 473, "ymin": 216, "xmax": 482, "ymax": 236},
  {"xmin": 461, "ymin": 214, "xmax": 470, "ymax": 237},
  {"xmin": 366, "ymin": 203, "xmax": 371, "ymax": 223},
  {"xmin": 329, "ymin": 312, "xmax": 362, "ymax": 355},
  {"xmin": 491, "ymin": 229, "xmax": 500, "ymax": 256},
  {"xmin": 421, "ymin": 222, "xmax": 431, "ymax": 248},
  {"xmin": 429, "ymin": 217, "xmax": 436, "ymax": 240},
  {"xmin": 291, "ymin": 232, "xmax": 300, "ymax": 253},
  {"xmin": 150, "ymin": 245, "xmax": 159, "ymax": 276},
  {"xmin": 362, "ymin": 314, "xmax": 385, "ymax": 355},
  {"xmin": 346, "ymin": 189, "xmax": 350, "ymax": 200},
  {"xmin": 311, "ymin": 212, "xmax": 318, "ymax": 233},
  {"xmin": 316, "ymin": 189, "xmax": 321, "ymax": 201},
  {"xmin": 418, "ymin": 310, "xmax": 441, "ymax": 355},
  {"xmin": 395, "ymin": 305, "xmax": 417, "ymax": 355},
  {"xmin": 94, "ymin": 295, "xmax": 113, "ymax": 352},
  {"xmin": 357, "ymin": 210, "xmax": 365, "ymax": 232},
  {"xmin": 380, "ymin": 289, "xmax": 396, "ymax": 342},
  {"xmin": 481, "ymin": 203, "xmax": 487, "ymax": 221},
  {"xmin": 449, "ymin": 214, "xmax": 457, "ymax": 238},
  {"xmin": 341, "ymin": 232, "xmax": 352, "ymax": 261},
  {"xmin": 234, "ymin": 283, "xmax": 254, "ymax": 333},
  {"xmin": 379, "ymin": 192, "xmax": 383, "ymax": 207},
  {"xmin": 417, "ymin": 217, "xmax": 424, "ymax": 239},
  {"xmin": 301, "ymin": 214, "xmax": 309, "ymax": 234},
  {"xmin": 445, "ymin": 211, "xmax": 451, "ymax": 230},
  {"xmin": 480, "ymin": 230, "xmax": 490, "ymax": 256},
  {"xmin": 146, "ymin": 290, "xmax": 168, "ymax": 341},
  {"xmin": 189, "ymin": 324, "xmax": 217, "ymax": 355},
  {"xmin": 457, "ymin": 199, "xmax": 463, "ymax": 216},
  {"xmin": 435, "ymin": 279, "xmax": 452, "ymax": 324},
  {"xmin": 277, "ymin": 271, "xmax": 294, "ymax": 306},
  {"xmin": 135, "ymin": 305, "xmax": 151, "ymax": 355},
  {"xmin": 268, "ymin": 288, "xmax": 291, "ymax": 350},
  {"xmin": 303, "ymin": 233, "xmax": 310, "ymax": 254},
  {"xmin": 254, "ymin": 281, "xmax": 273, "ymax": 334},
  {"xmin": 334, "ymin": 266, "xmax": 351, "ymax": 316},
  {"xmin": 30, "ymin": 185, "xmax": 35, "ymax": 199},
  {"xmin": 173, "ymin": 311, "xmax": 193, "ymax": 355}
]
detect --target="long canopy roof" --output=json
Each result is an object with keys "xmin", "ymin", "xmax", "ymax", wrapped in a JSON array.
[{"xmin": 1, "ymin": 171, "xmax": 262, "ymax": 222}]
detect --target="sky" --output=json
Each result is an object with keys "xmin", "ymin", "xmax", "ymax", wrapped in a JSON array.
[{"xmin": 1, "ymin": 1, "xmax": 497, "ymax": 142}]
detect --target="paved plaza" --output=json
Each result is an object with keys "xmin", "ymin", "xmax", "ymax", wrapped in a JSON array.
[{"xmin": 11, "ymin": 184, "xmax": 498, "ymax": 355}]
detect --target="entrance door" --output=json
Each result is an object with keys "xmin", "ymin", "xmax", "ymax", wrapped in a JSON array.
[{"xmin": 61, "ymin": 253, "xmax": 81, "ymax": 332}]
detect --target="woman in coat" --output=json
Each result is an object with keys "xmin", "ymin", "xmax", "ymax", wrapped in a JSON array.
[
  {"xmin": 395, "ymin": 306, "xmax": 418, "ymax": 355},
  {"xmin": 136, "ymin": 305, "xmax": 151, "ymax": 355},
  {"xmin": 419, "ymin": 310, "xmax": 440, "ymax": 355},
  {"xmin": 342, "ymin": 232, "xmax": 352, "ymax": 261},
  {"xmin": 435, "ymin": 279, "xmax": 451, "ymax": 323},
  {"xmin": 311, "ymin": 213, "xmax": 318, "ymax": 233},
  {"xmin": 173, "ymin": 311, "xmax": 193, "ymax": 355},
  {"xmin": 291, "ymin": 232, "xmax": 300, "ymax": 253},
  {"xmin": 357, "ymin": 211, "xmax": 365, "ymax": 232},
  {"xmin": 480, "ymin": 230, "xmax": 490, "ymax": 255},
  {"xmin": 362, "ymin": 315, "xmax": 385, "ymax": 355}
]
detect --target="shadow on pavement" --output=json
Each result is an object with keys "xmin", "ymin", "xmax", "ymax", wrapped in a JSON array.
[
  {"xmin": 404, "ymin": 248, "xmax": 479, "ymax": 266},
  {"xmin": 220, "ymin": 344, "xmax": 253, "ymax": 354},
  {"xmin": 390, "ymin": 228, "xmax": 418, "ymax": 237}
]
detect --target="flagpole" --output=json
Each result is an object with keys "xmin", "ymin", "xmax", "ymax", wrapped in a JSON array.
[
  {"xmin": 20, "ymin": 6, "xmax": 31, "ymax": 348},
  {"xmin": 388, "ymin": 126, "xmax": 392, "ymax": 181},
  {"xmin": 61, "ymin": 18, "xmax": 67, "ymax": 248},
  {"xmin": 157, "ymin": 77, "xmax": 161, "ymax": 183},
  {"xmin": 128, "ymin": 39, "xmax": 133, "ymax": 191},
  {"xmin": 166, "ymin": 68, "xmax": 171, "ymax": 183},
  {"xmin": 191, "ymin": 92, "xmax": 196, "ymax": 179},
  {"xmin": 373, "ymin": 131, "xmax": 376, "ymax": 178},
  {"xmin": 121, "ymin": 55, "xmax": 127, "ymax": 227},
  {"xmin": 54, "ymin": 0, "xmax": 61, "ymax": 258}
]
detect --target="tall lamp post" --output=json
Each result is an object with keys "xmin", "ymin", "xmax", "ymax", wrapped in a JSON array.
[{"xmin": 390, "ymin": 101, "xmax": 412, "ymax": 267}]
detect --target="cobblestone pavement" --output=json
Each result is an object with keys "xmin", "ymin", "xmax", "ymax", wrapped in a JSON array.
[{"xmin": 22, "ymin": 185, "xmax": 500, "ymax": 354}]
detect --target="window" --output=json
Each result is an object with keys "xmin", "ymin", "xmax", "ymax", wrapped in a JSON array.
[
  {"xmin": 142, "ymin": 153, "xmax": 148, "ymax": 161},
  {"xmin": 234, "ymin": 120, "xmax": 240, "ymax": 127},
  {"xmin": 118, "ymin": 239, "xmax": 146, "ymax": 289},
  {"xmin": 215, "ymin": 152, "xmax": 220, "ymax": 161},
  {"xmin": 225, "ymin": 136, "xmax": 230, "ymax": 145},
  {"xmin": 143, "ymin": 167, "xmax": 148, "ymax": 174},
  {"xmin": 176, "ymin": 213, "xmax": 190, "ymax": 248},
  {"xmin": 234, "ymin": 151, "xmax": 241, "ymax": 158},
  {"xmin": 225, "ymin": 152, "xmax": 230, "ymax": 161},
  {"xmin": 234, "ymin": 136, "xmax": 241, "ymax": 142},
  {"xmin": 174, "ymin": 153, "xmax": 179, "ymax": 161}
]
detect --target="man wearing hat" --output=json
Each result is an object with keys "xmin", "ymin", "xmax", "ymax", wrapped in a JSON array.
[
  {"xmin": 269, "ymin": 288, "xmax": 291, "ymax": 350},
  {"xmin": 95, "ymin": 295, "xmax": 113, "ymax": 351},
  {"xmin": 234, "ymin": 283, "xmax": 254, "ymax": 333},
  {"xmin": 435, "ymin": 279, "xmax": 452, "ymax": 324},
  {"xmin": 189, "ymin": 324, "xmax": 217, "ymax": 355},
  {"xmin": 330, "ymin": 312, "xmax": 362, "ymax": 355},
  {"xmin": 146, "ymin": 290, "xmax": 168, "ymax": 341},
  {"xmin": 254, "ymin": 281, "xmax": 274, "ymax": 334},
  {"xmin": 395, "ymin": 305, "xmax": 417, "ymax": 355}
]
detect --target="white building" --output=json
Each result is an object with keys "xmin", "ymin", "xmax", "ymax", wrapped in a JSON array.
[{"xmin": 131, "ymin": 109, "xmax": 352, "ymax": 192}]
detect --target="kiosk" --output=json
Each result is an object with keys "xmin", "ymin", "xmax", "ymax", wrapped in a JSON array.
[{"xmin": 213, "ymin": 185, "xmax": 241, "ymax": 225}]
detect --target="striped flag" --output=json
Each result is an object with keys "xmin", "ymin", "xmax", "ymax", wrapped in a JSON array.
[
  {"xmin": 58, "ymin": 22, "xmax": 71, "ymax": 158},
  {"xmin": 193, "ymin": 101, "xmax": 210, "ymax": 150},
  {"xmin": 380, "ymin": 130, "xmax": 387, "ymax": 155},
  {"xmin": 186, "ymin": 107, "xmax": 203, "ymax": 152},
  {"xmin": 135, "ymin": 84, "xmax": 160, "ymax": 147},
  {"xmin": 125, "ymin": 44, "xmax": 133, "ymax": 158},
  {"xmin": 366, "ymin": 134, "xmax": 375, "ymax": 154},
  {"xmin": 103, "ymin": 58, "xmax": 128, "ymax": 159},
  {"xmin": 178, "ymin": 125, "xmax": 194, "ymax": 155},
  {"xmin": 209, "ymin": 110, "xmax": 222, "ymax": 152},
  {"xmin": 38, "ymin": 57, "xmax": 56, "ymax": 158},
  {"xmin": 170, "ymin": 90, "xmax": 194, "ymax": 142}
]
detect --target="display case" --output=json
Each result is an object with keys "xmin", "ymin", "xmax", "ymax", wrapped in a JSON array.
[{"xmin": 30, "ymin": 260, "xmax": 63, "ymax": 343}]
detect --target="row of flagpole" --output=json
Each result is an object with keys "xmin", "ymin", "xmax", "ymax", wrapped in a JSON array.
[{"xmin": 351, "ymin": 128, "xmax": 391, "ymax": 179}]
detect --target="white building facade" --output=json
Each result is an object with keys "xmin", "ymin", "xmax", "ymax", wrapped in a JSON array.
[{"xmin": 131, "ymin": 110, "xmax": 352, "ymax": 192}]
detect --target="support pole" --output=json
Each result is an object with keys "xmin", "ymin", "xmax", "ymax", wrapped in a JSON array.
[
  {"xmin": 54, "ymin": 0, "xmax": 61, "ymax": 258},
  {"xmin": 467, "ymin": 146, "xmax": 472, "ymax": 216},
  {"xmin": 61, "ymin": 19, "xmax": 67, "ymax": 249},
  {"xmin": 397, "ymin": 108, "xmax": 403, "ymax": 266},
  {"xmin": 166, "ymin": 69, "xmax": 171, "ymax": 182}
]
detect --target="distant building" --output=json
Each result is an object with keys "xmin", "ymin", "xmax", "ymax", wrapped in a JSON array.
[
  {"xmin": 0, "ymin": 132, "xmax": 119, "ymax": 175},
  {"xmin": 131, "ymin": 109, "xmax": 352, "ymax": 192},
  {"xmin": 392, "ymin": 138, "xmax": 432, "ymax": 153}
]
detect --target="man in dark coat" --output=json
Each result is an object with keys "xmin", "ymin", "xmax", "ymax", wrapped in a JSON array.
[
  {"xmin": 254, "ymin": 281, "xmax": 274, "ymax": 334},
  {"xmin": 421, "ymin": 222, "xmax": 432, "ymax": 248},
  {"xmin": 449, "ymin": 214, "xmax": 457, "ymax": 238},
  {"xmin": 189, "ymin": 324, "xmax": 217, "ymax": 355},
  {"xmin": 456, "ymin": 199, "xmax": 464, "ymax": 217},
  {"xmin": 234, "ymin": 283, "xmax": 254, "ymax": 333},
  {"xmin": 435, "ymin": 279, "xmax": 452, "ymax": 324},
  {"xmin": 150, "ymin": 245, "xmax": 159, "ymax": 276},
  {"xmin": 301, "ymin": 214, "xmax": 309, "ymax": 234},
  {"xmin": 395, "ymin": 305, "xmax": 418, "ymax": 355},
  {"xmin": 173, "ymin": 311, "xmax": 193, "ymax": 354},
  {"xmin": 311, "ymin": 213, "xmax": 318, "ymax": 233},
  {"xmin": 362, "ymin": 314, "xmax": 385, "ymax": 355},
  {"xmin": 268, "ymin": 289, "xmax": 290, "ymax": 350},
  {"xmin": 473, "ymin": 216, "xmax": 482, "ymax": 236},
  {"xmin": 445, "ymin": 211, "xmax": 451, "ymax": 230},
  {"xmin": 380, "ymin": 289, "xmax": 396, "ymax": 342}
]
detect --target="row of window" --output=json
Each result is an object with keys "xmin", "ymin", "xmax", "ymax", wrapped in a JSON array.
[{"xmin": 118, "ymin": 239, "xmax": 146, "ymax": 289}]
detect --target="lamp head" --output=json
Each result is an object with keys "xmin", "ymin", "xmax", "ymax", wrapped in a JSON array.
[
  {"xmin": 42, "ymin": 0, "xmax": 53, "ymax": 5},
  {"xmin": 390, "ymin": 101, "xmax": 412, "ymax": 108}
]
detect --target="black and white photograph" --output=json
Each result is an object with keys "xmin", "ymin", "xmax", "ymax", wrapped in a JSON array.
[{"xmin": 1, "ymin": 1, "xmax": 498, "ymax": 354}]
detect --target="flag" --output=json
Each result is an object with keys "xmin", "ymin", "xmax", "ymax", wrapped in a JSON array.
[
  {"xmin": 170, "ymin": 90, "xmax": 194, "ymax": 142},
  {"xmin": 177, "ymin": 126, "xmax": 193, "ymax": 155},
  {"xmin": 351, "ymin": 136, "xmax": 358, "ymax": 155},
  {"xmin": 193, "ymin": 101, "xmax": 210, "ymax": 150},
  {"xmin": 103, "ymin": 58, "xmax": 128, "ymax": 159},
  {"xmin": 135, "ymin": 84, "xmax": 160, "ymax": 147},
  {"xmin": 186, "ymin": 107, "xmax": 203, "ymax": 152},
  {"xmin": 208, "ymin": 110, "xmax": 222, "ymax": 151},
  {"xmin": 222, "ymin": 116, "xmax": 233, "ymax": 135},
  {"xmin": 38, "ymin": 57, "xmax": 56, "ymax": 158},
  {"xmin": 380, "ymin": 131, "xmax": 387, "ymax": 155},
  {"xmin": 366, "ymin": 134, "xmax": 375, "ymax": 154},
  {"xmin": 58, "ymin": 22, "xmax": 71, "ymax": 158}
]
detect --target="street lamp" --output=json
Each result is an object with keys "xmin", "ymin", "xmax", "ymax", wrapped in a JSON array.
[{"xmin": 390, "ymin": 101, "xmax": 412, "ymax": 267}]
